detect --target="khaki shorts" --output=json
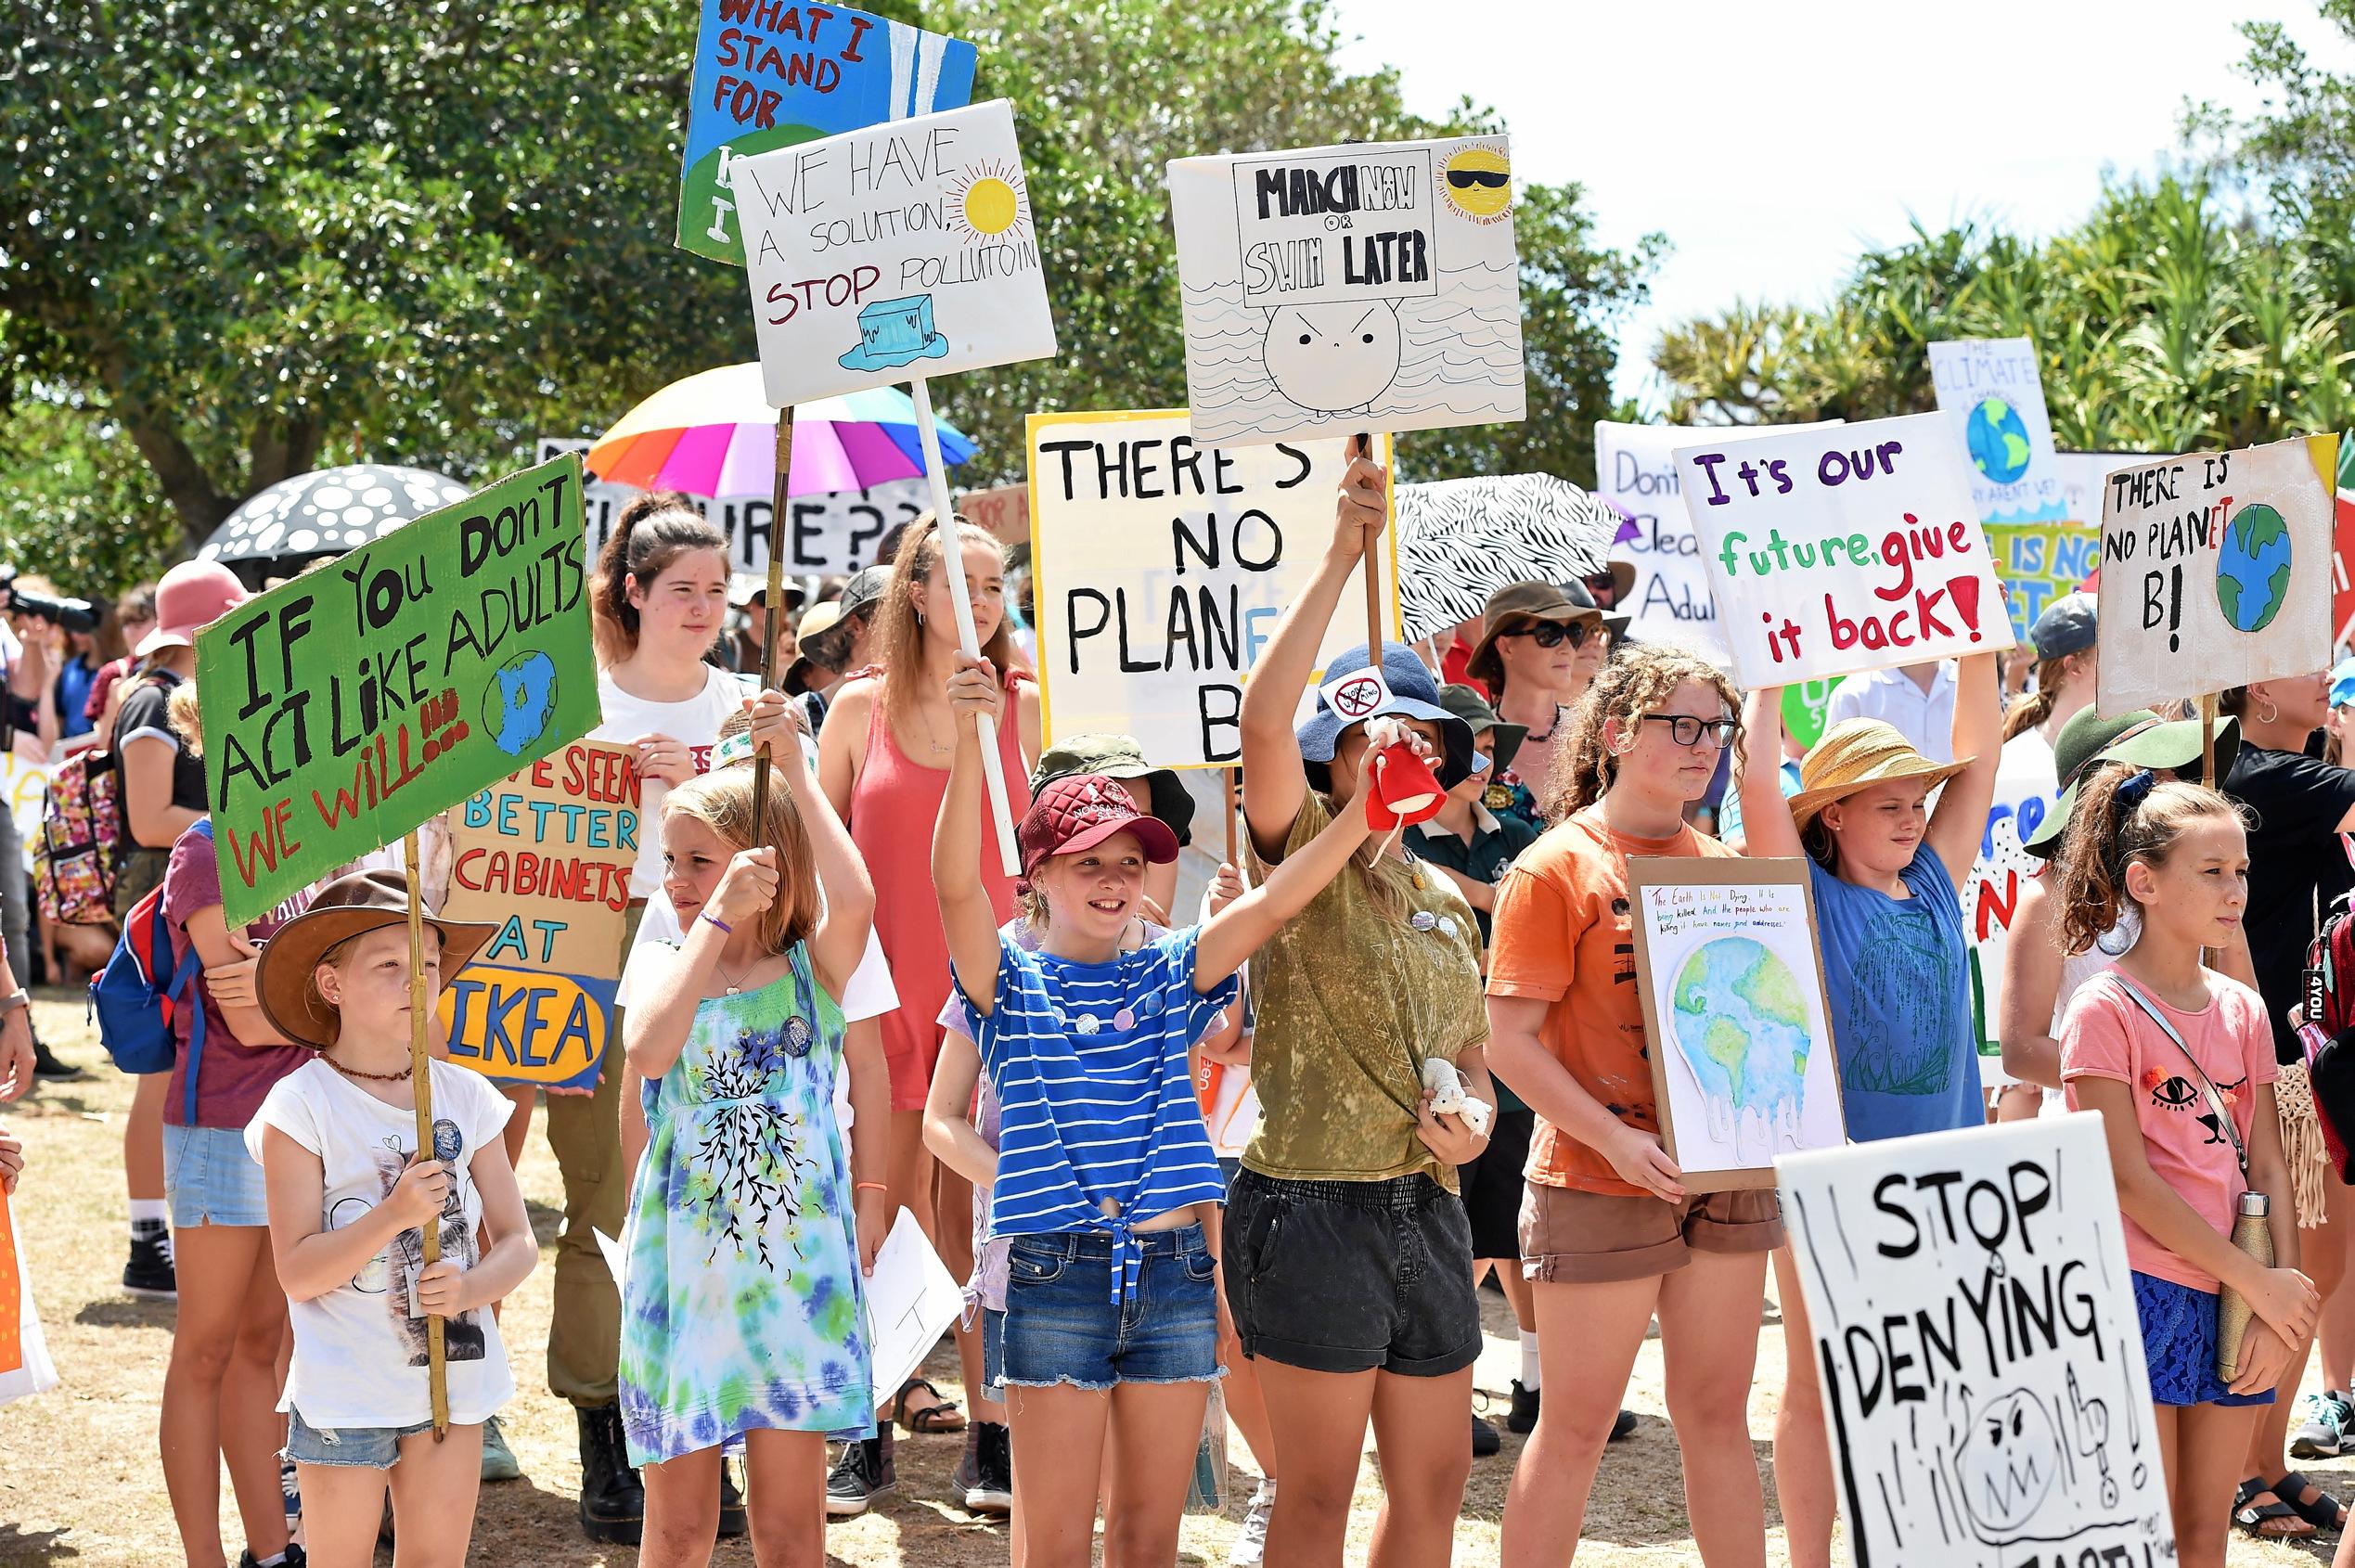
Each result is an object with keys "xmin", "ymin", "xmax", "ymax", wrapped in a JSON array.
[{"xmin": 1519, "ymin": 1179, "xmax": 1783, "ymax": 1284}]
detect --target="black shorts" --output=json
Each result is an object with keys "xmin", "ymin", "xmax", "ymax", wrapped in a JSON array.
[
  {"xmin": 1223, "ymin": 1166, "xmax": 1481, "ymax": 1378},
  {"xmin": 1456, "ymin": 1107, "xmax": 1534, "ymax": 1261}
]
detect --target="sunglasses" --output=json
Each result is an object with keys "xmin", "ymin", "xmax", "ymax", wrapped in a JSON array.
[
  {"xmin": 1448, "ymin": 169, "xmax": 1509, "ymax": 190},
  {"xmin": 1499, "ymin": 620, "xmax": 1589, "ymax": 649},
  {"xmin": 1638, "ymin": 713, "xmax": 1741, "ymax": 750}
]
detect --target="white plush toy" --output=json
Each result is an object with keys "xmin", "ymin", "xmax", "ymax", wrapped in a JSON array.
[{"xmin": 1421, "ymin": 1057, "xmax": 1494, "ymax": 1137}]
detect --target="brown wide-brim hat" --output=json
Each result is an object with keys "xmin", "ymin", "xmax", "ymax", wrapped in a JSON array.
[
  {"xmin": 1465, "ymin": 581, "xmax": 1601, "ymax": 688},
  {"xmin": 1787, "ymin": 717, "xmax": 1975, "ymax": 833},
  {"xmin": 257, "ymin": 869, "xmax": 498, "ymax": 1049}
]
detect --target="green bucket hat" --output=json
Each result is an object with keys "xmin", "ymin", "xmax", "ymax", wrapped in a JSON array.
[
  {"xmin": 2023, "ymin": 707, "xmax": 2241, "ymax": 859},
  {"xmin": 1437, "ymin": 683, "xmax": 1528, "ymax": 777},
  {"xmin": 1031, "ymin": 734, "xmax": 1194, "ymax": 847}
]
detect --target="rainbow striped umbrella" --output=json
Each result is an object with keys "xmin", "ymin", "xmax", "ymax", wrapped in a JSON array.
[{"xmin": 586, "ymin": 363, "xmax": 975, "ymax": 499}]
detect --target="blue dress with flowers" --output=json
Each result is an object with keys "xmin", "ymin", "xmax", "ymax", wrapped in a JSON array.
[{"xmin": 617, "ymin": 943, "xmax": 870, "ymax": 1465}]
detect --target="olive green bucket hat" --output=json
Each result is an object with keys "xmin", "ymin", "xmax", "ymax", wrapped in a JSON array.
[{"xmin": 2022, "ymin": 707, "xmax": 2241, "ymax": 859}]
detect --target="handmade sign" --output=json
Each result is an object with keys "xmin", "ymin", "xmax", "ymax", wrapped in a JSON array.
[
  {"xmin": 1986, "ymin": 522, "xmax": 2100, "ymax": 645},
  {"xmin": 1961, "ymin": 742, "xmax": 2061, "ymax": 1081},
  {"xmin": 677, "ymin": 2, "xmax": 977, "ymax": 266},
  {"xmin": 1676, "ymin": 414, "xmax": 2014, "ymax": 688},
  {"xmin": 1928, "ymin": 338, "xmax": 2069, "ymax": 528},
  {"xmin": 1025, "ymin": 410, "xmax": 1397, "ymax": 767},
  {"xmin": 1624, "ymin": 857, "xmax": 1846, "ymax": 1191},
  {"xmin": 2336, "ymin": 430, "xmax": 2355, "ymax": 641},
  {"xmin": 1778, "ymin": 1113, "xmax": 2171, "ymax": 1567},
  {"xmin": 1781, "ymin": 678, "xmax": 1847, "ymax": 752},
  {"xmin": 0, "ymin": 1189, "xmax": 58, "ymax": 1406},
  {"xmin": 2094, "ymin": 434, "xmax": 2340, "ymax": 716},
  {"xmin": 736, "ymin": 98, "xmax": 1058, "ymax": 409},
  {"xmin": 434, "ymin": 741, "xmax": 638, "ymax": 1091},
  {"xmin": 197, "ymin": 455, "xmax": 601, "ymax": 927},
  {"xmin": 959, "ymin": 482, "xmax": 1029, "ymax": 548},
  {"xmin": 1166, "ymin": 135, "xmax": 1525, "ymax": 447}
]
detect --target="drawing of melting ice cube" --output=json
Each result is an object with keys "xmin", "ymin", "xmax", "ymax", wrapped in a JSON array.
[{"xmin": 839, "ymin": 294, "xmax": 951, "ymax": 373}]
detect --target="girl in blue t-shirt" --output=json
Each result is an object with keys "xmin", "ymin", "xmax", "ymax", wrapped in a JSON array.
[
  {"xmin": 1738, "ymin": 650, "xmax": 2001, "ymax": 1568},
  {"xmin": 927, "ymin": 650, "xmax": 1390, "ymax": 1568}
]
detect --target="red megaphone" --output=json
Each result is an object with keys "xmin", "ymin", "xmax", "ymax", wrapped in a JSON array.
[{"xmin": 1364, "ymin": 741, "xmax": 1446, "ymax": 829}]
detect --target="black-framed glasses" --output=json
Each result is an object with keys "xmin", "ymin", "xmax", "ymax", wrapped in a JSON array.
[
  {"xmin": 1638, "ymin": 713, "xmax": 1741, "ymax": 750},
  {"xmin": 1499, "ymin": 620, "xmax": 1589, "ymax": 649}
]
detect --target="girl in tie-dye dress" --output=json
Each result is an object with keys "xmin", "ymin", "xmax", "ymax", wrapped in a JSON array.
[{"xmin": 618, "ymin": 698, "xmax": 890, "ymax": 1558}]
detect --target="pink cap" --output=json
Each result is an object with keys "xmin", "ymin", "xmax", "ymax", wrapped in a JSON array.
[{"xmin": 137, "ymin": 561, "xmax": 251, "ymax": 657}]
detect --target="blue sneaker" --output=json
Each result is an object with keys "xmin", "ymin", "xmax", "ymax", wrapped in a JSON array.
[{"xmin": 2292, "ymin": 1390, "xmax": 2353, "ymax": 1459}]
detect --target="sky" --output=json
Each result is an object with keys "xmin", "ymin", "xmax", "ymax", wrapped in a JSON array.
[{"xmin": 1331, "ymin": 0, "xmax": 2355, "ymax": 409}]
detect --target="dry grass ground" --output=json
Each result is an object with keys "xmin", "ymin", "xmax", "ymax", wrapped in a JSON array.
[{"xmin": 1, "ymin": 990, "xmax": 2349, "ymax": 1565}]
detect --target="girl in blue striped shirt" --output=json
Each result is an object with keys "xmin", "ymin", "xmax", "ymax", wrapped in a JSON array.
[{"xmin": 929, "ymin": 651, "xmax": 1388, "ymax": 1568}]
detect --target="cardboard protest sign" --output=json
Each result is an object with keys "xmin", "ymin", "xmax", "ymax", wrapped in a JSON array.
[
  {"xmin": 1778, "ymin": 1114, "xmax": 2171, "ymax": 1567},
  {"xmin": 433, "ymin": 741, "xmax": 638, "ymax": 1091},
  {"xmin": 678, "ymin": 3, "xmax": 976, "ymax": 266},
  {"xmin": 1676, "ymin": 414, "xmax": 2014, "ymax": 688},
  {"xmin": 2336, "ymin": 431, "xmax": 2355, "ymax": 642},
  {"xmin": 1961, "ymin": 741, "xmax": 2062, "ymax": 1082},
  {"xmin": 1986, "ymin": 522, "xmax": 2099, "ymax": 645},
  {"xmin": 958, "ymin": 482, "xmax": 1029, "ymax": 548},
  {"xmin": 1929, "ymin": 338, "xmax": 2069, "ymax": 528},
  {"xmin": 0, "ymin": 1189, "xmax": 58, "ymax": 1406},
  {"xmin": 536, "ymin": 438, "xmax": 923, "ymax": 578},
  {"xmin": 2094, "ymin": 434, "xmax": 2340, "ymax": 716},
  {"xmin": 736, "ymin": 99, "xmax": 1058, "ymax": 409},
  {"xmin": 1624, "ymin": 857, "xmax": 1845, "ymax": 1191},
  {"xmin": 1167, "ymin": 136, "xmax": 1525, "ymax": 447},
  {"xmin": 1025, "ymin": 410, "xmax": 1397, "ymax": 767},
  {"xmin": 197, "ymin": 455, "xmax": 601, "ymax": 927}
]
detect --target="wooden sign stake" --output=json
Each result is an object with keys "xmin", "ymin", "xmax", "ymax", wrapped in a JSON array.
[
  {"xmin": 2201, "ymin": 692, "xmax": 2218, "ymax": 788},
  {"xmin": 1223, "ymin": 766, "xmax": 1241, "ymax": 869},
  {"xmin": 403, "ymin": 832, "xmax": 448, "ymax": 1438},
  {"xmin": 1357, "ymin": 432, "xmax": 1385, "ymax": 654},
  {"xmin": 750, "ymin": 406, "xmax": 797, "ymax": 837}
]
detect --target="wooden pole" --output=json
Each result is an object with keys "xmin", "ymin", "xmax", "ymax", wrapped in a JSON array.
[
  {"xmin": 910, "ymin": 377, "xmax": 1022, "ymax": 877},
  {"xmin": 750, "ymin": 405, "xmax": 796, "ymax": 836},
  {"xmin": 1223, "ymin": 765, "xmax": 1240, "ymax": 869},
  {"xmin": 1357, "ymin": 433, "xmax": 1385, "ymax": 654},
  {"xmin": 403, "ymin": 831, "xmax": 448, "ymax": 1438},
  {"xmin": 2201, "ymin": 691, "xmax": 2218, "ymax": 787}
]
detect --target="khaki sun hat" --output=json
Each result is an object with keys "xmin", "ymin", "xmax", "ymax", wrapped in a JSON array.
[
  {"xmin": 1464, "ymin": 581, "xmax": 1601, "ymax": 689},
  {"xmin": 1787, "ymin": 718, "xmax": 1975, "ymax": 833}
]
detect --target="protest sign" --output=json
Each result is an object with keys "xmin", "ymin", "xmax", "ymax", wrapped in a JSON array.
[
  {"xmin": 1026, "ymin": 410, "xmax": 1396, "ymax": 767},
  {"xmin": 1781, "ymin": 677, "xmax": 1847, "ymax": 752},
  {"xmin": 1929, "ymin": 338, "xmax": 2069, "ymax": 528},
  {"xmin": 536, "ymin": 438, "xmax": 925, "ymax": 578},
  {"xmin": 1778, "ymin": 1114, "xmax": 2170, "ymax": 1568},
  {"xmin": 0, "ymin": 1189, "xmax": 58, "ymax": 1407},
  {"xmin": 864, "ymin": 1208, "xmax": 965, "ymax": 1411},
  {"xmin": 2094, "ymin": 434, "xmax": 2340, "ymax": 716},
  {"xmin": 2336, "ymin": 431, "xmax": 2355, "ymax": 641},
  {"xmin": 197, "ymin": 455, "xmax": 601, "ymax": 927},
  {"xmin": 1960, "ymin": 741, "xmax": 2062, "ymax": 1081},
  {"xmin": 959, "ymin": 482, "xmax": 1029, "ymax": 548},
  {"xmin": 1167, "ymin": 136, "xmax": 1525, "ymax": 447},
  {"xmin": 1624, "ymin": 857, "xmax": 1845, "ymax": 1190},
  {"xmin": 677, "ymin": 3, "xmax": 976, "ymax": 266},
  {"xmin": 736, "ymin": 99, "xmax": 1059, "ymax": 409},
  {"xmin": 1986, "ymin": 522, "xmax": 2099, "ymax": 645},
  {"xmin": 1676, "ymin": 414, "xmax": 2015, "ymax": 688}
]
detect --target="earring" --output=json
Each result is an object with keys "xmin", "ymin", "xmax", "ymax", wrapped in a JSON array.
[{"xmin": 2259, "ymin": 696, "xmax": 2280, "ymax": 725}]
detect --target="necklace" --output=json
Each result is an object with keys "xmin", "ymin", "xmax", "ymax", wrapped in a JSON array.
[
  {"xmin": 1520, "ymin": 702, "xmax": 1569, "ymax": 744},
  {"xmin": 714, "ymin": 954, "xmax": 756, "ymax": 996},
  {"xmin": 327, "ymin": 1056, "xmax": 413, "ymax": 1084}
]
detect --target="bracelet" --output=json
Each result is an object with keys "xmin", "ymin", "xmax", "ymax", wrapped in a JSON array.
[
  {"xmin": 0, "ymin": 989, "xmax": 27, "ymax": 1015},
  {"xmin": 855, "ymin": 1181, "xmax": 888, "ymax": 1195},
  {"xmin": 701, "ymin": 912, "xmax": 733, "ymax": 935}
]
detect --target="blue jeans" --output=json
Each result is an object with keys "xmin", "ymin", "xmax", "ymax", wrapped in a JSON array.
[{"xmin": 1000, "ymin": 1225, "xmax": 1220, "ymax": 1392}]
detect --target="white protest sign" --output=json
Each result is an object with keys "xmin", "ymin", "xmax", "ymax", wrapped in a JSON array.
[
  {"xmin": 1596, "ymin": 419, "xmax": 1839, "ymax": 662},
  {"xmin": 1778, "ymin": 1114, "xmax": 2171, "ymax": 1568},
  {"xmin": 0, "ymin": 1190, "xmax": 58, "ymax": 1407},
  {"xmin": 1961, "ymin": 737, "xmax": 2062, "ymax": 1082},
  {"xmin": 1167, "ymin": 136, "xmax": 1525, "ymax": 447},
  {"xmin": 1929, "ymin": 338, "xmax": 2069, "ymax": 527},
  {"xmin": 1026, "ymin": 410, "xmax": 1398, "ymax": 768},
  {"xmin": 2094, "ymin": 434, "xmax": 2339, "ymax": 717},
  {"xmin": 736, "ymin": 98, "xmax": 1058, "ymax": 409},
  {"xmin": 864, "ymin": 1208, "xmax": 963, "ymax": 1409},
  {"xmin": 1677, "ymin": 414, "xmax": 2015, "ymax": 688}
]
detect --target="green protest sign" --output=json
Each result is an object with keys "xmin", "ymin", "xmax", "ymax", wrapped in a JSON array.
[{"xmin": 197, "ymin": 455, "xmax": 600, "ymax": 927}]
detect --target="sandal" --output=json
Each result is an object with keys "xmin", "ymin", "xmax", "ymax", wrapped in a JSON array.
[
  {"xmin": 894, "ymin": 1375, "xmax": 966, "ymax": 1434},
  {"xmin": 2235, "ymin": 1477, "xmax": 2319, "ymax": 1539},
  {"xmin": 2269, "ymin": 1471, "xmax": 2349, "ymax": 1534}
]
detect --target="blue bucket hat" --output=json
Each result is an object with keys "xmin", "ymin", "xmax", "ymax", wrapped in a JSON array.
[{"xmin": 1296, "ymin": 642, "xmax": 1478, "ymax": 789}]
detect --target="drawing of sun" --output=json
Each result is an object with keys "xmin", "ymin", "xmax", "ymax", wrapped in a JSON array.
[
  {"xmin": 947, "ymin": 162, "xmax": 1030, "ymax": 244},
  {"xmin": 1441, "ymin": 145, "xmax": 1512, "ymax": 222}
]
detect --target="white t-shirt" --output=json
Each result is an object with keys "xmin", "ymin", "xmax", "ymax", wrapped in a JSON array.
[
  {"xmin": 594, "ymin": 665, "xmax": 753, "ymax": 899},
  {"xmin": 246, "ymin": 1059, "xmax": 517, "ymax": 1428}
]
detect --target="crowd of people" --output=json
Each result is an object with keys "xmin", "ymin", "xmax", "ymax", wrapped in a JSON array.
[{"xmin": 4, "ymin": 445, "xmax": 2355, "ymax": 1568}]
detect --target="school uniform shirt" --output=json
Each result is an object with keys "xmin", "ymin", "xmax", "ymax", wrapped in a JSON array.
[
  {"xmin": 1412, "ymin": 803, "xmax": 1539, "ymax": 947},
  {"xmin": 2224, "ymin": 740, "xmax": 2355, "ymax": 1062},
  {"xmin": 1824, "ymin": 662, "xmax": 1957, "ymax": 763},
  {"xmin": 245, "ymin": 1059, "xmax": 517, "ymax": 1428},
  {"xmin": 593, "ymin": 666, "xmax": 753, "ymax": 900},
  {"xmin": 1809, "ymin": 848, "xmax": 1982, "ymax": 1141},
  {"xmin": 2061, "ymin": 972, "xmax": 2274, "ymax": 1291}
]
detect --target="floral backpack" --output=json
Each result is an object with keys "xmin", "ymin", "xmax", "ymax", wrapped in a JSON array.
[{"xmin": 34, "ymin": 748, "xmax": 119, "ymax": 925}]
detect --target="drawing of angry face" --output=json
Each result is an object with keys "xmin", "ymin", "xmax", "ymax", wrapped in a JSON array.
[
  {"xmin": 1261, "ymin": 302, "xmax": 1401, "ymax": 416},
  {"xmin": 1955, "ymin": 1389, "xmax": 2061, "ymax": 1537}
]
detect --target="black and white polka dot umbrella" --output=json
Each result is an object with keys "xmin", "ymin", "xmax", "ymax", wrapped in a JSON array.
[{"xmin": 196, "ymin": 465, "xmax": 474, "ymax": 564}]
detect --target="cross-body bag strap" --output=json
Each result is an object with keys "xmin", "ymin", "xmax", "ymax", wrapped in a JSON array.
[{"xmin": 2109, "ymin": 972, "xmax": 2247, "ymax": 1177}]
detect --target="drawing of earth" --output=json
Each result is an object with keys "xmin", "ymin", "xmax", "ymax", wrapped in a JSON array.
[
  {"xmin": 482, "ymin": 649, "xmax": 559, "ymax": 759},
  {"xmin": 1965, "ymin": 395, "xmax": 2034, "ymax": 484},
  {"xmin": 1671, "ymin": 937, "xmax": 1814, "ymax": 1151},
  {"xmin": 2217, "ymin": 501, "xmax": 2293, "ymax": 634}
]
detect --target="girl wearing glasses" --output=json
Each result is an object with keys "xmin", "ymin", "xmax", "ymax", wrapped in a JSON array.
[
  {"xmin": 1463, "ymin": 582, "xmax": 1604, "ymax": 830},
  {"xmin": 1734, "ymin": 651, "xmax": 2001, "ymax": 1568},
  {"xmin": 1484, "ymin": 647, "xmax": 1777, "ymax": 1567}
]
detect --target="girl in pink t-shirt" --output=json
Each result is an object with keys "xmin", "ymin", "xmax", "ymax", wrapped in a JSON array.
[{"xmin": 2054, "ymin": 774, "xmax": 2315, "ymax": 1566}]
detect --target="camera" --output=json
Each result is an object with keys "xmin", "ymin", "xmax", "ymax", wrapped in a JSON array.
[{"xmin": 0, "ymin": 569, "xmax": 99, "ymax": 633}]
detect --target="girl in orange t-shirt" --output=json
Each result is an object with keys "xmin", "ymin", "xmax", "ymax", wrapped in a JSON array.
[{"xmin": 1486, "ymin": 646, "xmax": 1781, "ymax": 1568}]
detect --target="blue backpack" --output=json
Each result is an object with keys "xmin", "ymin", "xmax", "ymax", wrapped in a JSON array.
[{"xmin": 89, "ymin": 822, "xmax": 208, "ymax": 1124}]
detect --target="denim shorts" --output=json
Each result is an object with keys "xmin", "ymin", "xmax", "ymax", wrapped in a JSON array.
[
  {"xmin": 1000, "ymin": 1225, "xmax": 1221, "ymax": 1392},
  {"xmin": 163, "ymin": 1123, "xmax": 270, "ymax": 1227},
  {"xmin": 981, "ymin": 1306, "xmax": 1007, "ymax": 1402},
  {"xmin": 287, "ymin": 1408, "xmax": 440, "ymax": 1469}
]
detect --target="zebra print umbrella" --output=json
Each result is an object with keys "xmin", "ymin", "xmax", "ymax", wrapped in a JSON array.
[{"xmin": 1393, "ymin": 473, "xmax": 1623, "ymax": 641}]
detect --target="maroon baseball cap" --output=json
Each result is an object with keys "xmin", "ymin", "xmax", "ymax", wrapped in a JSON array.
[{"xmin": 1018, "ymin": 772, "xmax": 1180, "ymax": 879}]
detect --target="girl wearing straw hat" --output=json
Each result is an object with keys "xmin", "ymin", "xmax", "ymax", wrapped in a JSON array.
[{"xmin": 1738, "ymin": 651, "xmax": 2003, "ymax": 1568}]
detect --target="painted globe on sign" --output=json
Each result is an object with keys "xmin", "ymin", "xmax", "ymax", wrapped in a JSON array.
[
  {"xmin": 482, "ymin": 649, "xmax": 560, "ymax": 759},
  {"xmin": 2216, "ymin": 502, "xmax": 2294, "ymax": 634},
  {"xmin": 1964, "ymin": 396, "xmax": 2034, "ymax": 485}
]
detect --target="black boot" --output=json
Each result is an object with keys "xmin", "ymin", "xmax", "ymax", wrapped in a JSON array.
[
  {"xmin": 576, "ymin": 1403, "xmax": 645, "ymax": 1544},
  {"xmin": 30, "ymin": 1024, "xmax": 82, "ymax": 1081}
]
